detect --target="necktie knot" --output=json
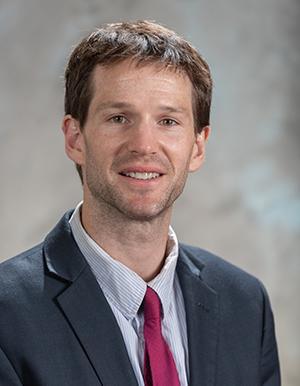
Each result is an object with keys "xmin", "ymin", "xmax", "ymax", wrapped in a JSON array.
[{"xmin": 143, "ymin": 286, "xmax": 162, "ymax": 323}]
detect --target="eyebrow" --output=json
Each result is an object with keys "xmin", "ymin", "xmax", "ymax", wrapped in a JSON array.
[
  {"xmin": 158, "ymin": 105, "xmax": 188, "ymax": 114},
  {"xmin": 95, "ymin": 102, "xmax": 132, "ymax": 112}
]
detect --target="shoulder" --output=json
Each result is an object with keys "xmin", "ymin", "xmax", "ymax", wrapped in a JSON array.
[
  {"xmin": 0, "ymin": 243, "xmax": 44, "ymax": 281},
  {"xmin": 179, "ymin": 242, "xmax": 258, "ymax": 282},
  {"xmin": 0, "ymin": 243, "xmax": 45, "ymax": 301},
  {"xmin": 0, "ymin": 209, "xmax": 84, "ymax": 308},
  {"xmin": 0, "ymin": 209, "xmax": 75, "ymax": 295},
  {"xmin": 178, "ymin": 243, "xmax": 268, "ymax": 303}
]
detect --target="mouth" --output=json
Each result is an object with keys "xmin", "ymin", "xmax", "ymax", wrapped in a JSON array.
[{"xmin": 120, "ymin": 171, "xmax": 161, "ymax": 180}]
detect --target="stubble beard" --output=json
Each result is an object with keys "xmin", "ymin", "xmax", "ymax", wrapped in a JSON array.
[{"xmin": 85, "ymin": 161, "xmax": 190, "ymax": 223}]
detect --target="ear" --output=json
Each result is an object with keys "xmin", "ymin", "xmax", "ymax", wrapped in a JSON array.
[
  {"xmin": 189, "ymin": 126, "xmax": 211, "ymax": 172},
  {"xmin": 62, "ymin": 115, "xmax": 85, "ymax": 166}
]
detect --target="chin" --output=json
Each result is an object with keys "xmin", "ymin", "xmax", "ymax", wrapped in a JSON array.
[{"xmin": 119, "ymin": 203, "xmax": 169, "ymax": 222}]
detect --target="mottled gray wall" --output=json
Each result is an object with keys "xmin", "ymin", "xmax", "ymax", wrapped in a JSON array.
[{"xmin": 1, "ymin": 0, "xmax": 299, "ymax": 384}]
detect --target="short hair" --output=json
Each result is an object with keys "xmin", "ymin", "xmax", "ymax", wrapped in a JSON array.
[{"xmin": 64, "ymin": 20, "xmax": 213, "ymax": 181}]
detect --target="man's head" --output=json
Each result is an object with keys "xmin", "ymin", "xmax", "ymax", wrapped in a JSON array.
[{"xmin": 64, "ymin": 20, "xmax": 212, "ymax": 182}]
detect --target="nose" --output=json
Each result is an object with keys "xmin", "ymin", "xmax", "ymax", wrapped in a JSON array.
[{"xmin": 126, "ymin": 119, "xmax": 158, "ymax": 155}]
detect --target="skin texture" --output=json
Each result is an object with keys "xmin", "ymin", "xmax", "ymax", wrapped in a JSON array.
[{"xmin": 62, "ymin": 60, "xmax": 210, "ymax": 281}]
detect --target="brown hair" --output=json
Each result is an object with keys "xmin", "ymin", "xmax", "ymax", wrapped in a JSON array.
[{"xmin": 64, "ymin": 20, "xmax": 213, "ymax": 180}]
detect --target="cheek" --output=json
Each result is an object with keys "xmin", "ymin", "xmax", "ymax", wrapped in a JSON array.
[
  {"xmin": 84, "ymin": 141, "xmax": 104, "ymax": 168},
  {"xmin": 166, "ymin": 137, "xmax": 195, "ymax": 161},
  {"xmin": 161, "ymin": 131, "xmax": 190, "ymax": 151}
]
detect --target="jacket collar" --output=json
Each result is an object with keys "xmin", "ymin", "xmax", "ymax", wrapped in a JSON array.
[
  {"xmin": 44, "ymin": 210, "xmax": 86, "ymax": 282},
  {"xmin": 177, "ymin": 245, "xmax": 219, "ymax": 386}
]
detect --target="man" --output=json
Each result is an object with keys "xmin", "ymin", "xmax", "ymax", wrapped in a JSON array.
[{"xmin": 0, "ymin": 21, "xmax": 280, "ymax": 386}]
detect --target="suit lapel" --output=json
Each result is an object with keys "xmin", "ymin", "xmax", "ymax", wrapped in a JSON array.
[
  {"xmin": 44, "ymin": 213, "xmax": 138, "ymax": 386},
  {"xmin": 177, "ymin": 246, "xmax": 219, "ymax": 386},
  {"xmin": 56, "ymin": 267, "xmax": 138, "ymax": 386}
]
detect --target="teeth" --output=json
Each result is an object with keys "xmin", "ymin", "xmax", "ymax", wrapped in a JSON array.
[{"xmin": 123, "ymin": 172, "xmax": 160, "ymax": 180}]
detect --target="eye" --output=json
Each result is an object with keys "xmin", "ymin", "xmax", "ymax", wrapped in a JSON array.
[
  {"xmin": 109, "ymin": 115, "xmax": 128, "ymax": 124},
  {"xmin": 160, "ymin": 118, "xmax": 178, "ymax": 126}
]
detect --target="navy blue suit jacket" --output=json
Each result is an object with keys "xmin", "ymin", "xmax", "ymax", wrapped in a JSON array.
[{"xmin": 0, "ymin": 212, "xmax": 280, "ymax": 385}]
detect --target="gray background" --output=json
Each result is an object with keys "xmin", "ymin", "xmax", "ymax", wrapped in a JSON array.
[{"xmin": 1, "ymin": 0, "xmax": 299, "ymax": 384}]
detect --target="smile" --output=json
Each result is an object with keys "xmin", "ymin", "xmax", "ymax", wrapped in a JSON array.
[{"xmin": 122, "ymin": 172, "xmax": 161, "ymax": 180}]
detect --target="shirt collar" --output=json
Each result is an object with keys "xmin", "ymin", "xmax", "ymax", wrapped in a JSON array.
[{"xmin": 69, "ymin": 202, "xmax": 179, "ymax": 320}]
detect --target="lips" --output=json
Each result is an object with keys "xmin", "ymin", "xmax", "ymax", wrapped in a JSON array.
[
  {"xmin": 119, "ymin": 165, "xmax": 165, "ymax": 181},
  {"xmin": 122, "ymin": 171, "xmax": 160, "ymax": 180}
]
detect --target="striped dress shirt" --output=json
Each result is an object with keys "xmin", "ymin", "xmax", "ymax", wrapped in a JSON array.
[{"xmin": 69, "ymin": 202, "xmax": 189, "ymax": 385}]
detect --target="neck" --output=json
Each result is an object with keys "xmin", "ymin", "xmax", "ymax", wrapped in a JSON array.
[{"xmin": 81, "ymin": 198, "xmax": 172, "ymax": 282}]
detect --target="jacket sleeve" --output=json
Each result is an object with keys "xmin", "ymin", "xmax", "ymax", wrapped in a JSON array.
[
  {"xmin": 0, "ymin": 345, "xmax": 23, "ymax": 386},
  {"xmin": 259, "ymin": 282, "xmax": 281, "ymax": 386}
]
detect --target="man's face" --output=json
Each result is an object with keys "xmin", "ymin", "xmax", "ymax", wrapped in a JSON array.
[{"xmin": 64, "ymin": 60, "xmax": 209, "ymax": 221}]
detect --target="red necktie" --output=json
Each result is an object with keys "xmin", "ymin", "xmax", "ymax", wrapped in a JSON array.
[{"xmin": 143, "ymin": 286, "xmax": 181, "ymax": 386}]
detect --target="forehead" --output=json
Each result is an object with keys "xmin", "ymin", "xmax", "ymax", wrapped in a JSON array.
[{"xmin": 89, "ymin": 60, "xmax": 193, "ymax": 105}]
